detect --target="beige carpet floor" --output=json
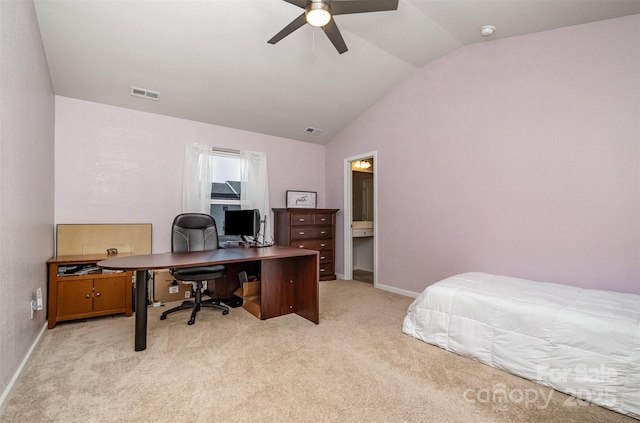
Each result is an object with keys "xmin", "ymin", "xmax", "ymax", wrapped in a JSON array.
[{"xmin": 1, "ymin": 279, "xmax": 635, "ymax": 423}]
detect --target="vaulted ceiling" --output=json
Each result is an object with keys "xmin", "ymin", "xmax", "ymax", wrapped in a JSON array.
[{"xmin": 34, "ymin": 0, "xmax": 639, "ymax": 144}]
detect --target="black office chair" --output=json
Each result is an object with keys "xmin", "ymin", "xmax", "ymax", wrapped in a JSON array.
[{"xmin": 160, "ymin": 213, "xmax": 229, "ymax": 325}]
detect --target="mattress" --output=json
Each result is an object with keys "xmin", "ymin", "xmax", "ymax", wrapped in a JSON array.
[{"xmin": 402, "ymin": 272, "xmax": 640, "ymax": 418}]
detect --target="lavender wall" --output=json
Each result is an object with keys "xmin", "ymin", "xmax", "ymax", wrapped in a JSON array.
[
  {"xmin": 0, "ymin": 0, "xmax": 55, "ymax": 405},
  {"xmin": 326, "ymin": 15, "xmax": 640, "ymax": 294},
  {"xmin": 54, "ymin": 97, "xmax": 326, "ymax": 252}
]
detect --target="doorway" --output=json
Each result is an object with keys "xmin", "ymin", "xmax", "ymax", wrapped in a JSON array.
[{"xmin": 343, "ymin": 151, "xmax": 377, "ymax": 287}]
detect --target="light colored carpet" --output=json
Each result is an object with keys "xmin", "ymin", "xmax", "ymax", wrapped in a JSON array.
[{"xmin": 1, "ymin": 279, "xmax": 635, "ymax": 423}]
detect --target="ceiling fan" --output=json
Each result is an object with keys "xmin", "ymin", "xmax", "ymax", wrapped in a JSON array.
[{"xmin": 268, "ymin": 0, "xmax": 399, "ymax": 54}]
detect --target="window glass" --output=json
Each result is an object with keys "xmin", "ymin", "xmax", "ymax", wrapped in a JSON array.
[{"xmin": 210, "ymin": 153, "xmax": 241, "ymax": 237}]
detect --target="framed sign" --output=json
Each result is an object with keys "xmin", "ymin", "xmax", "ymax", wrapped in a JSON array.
[{"xmin": 286, "ymin": 190, "xmax": 317, "ymax": 209}]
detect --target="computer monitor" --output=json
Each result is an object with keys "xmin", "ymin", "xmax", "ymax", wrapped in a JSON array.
[{"xmin": 224, "ymin": 209, "xmax": 260, "ymax": 239}]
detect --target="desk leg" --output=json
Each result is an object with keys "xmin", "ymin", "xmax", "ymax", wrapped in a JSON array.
[{"xmin": 134, "ymin": 270, "xmax": 148, "ymax": 351}]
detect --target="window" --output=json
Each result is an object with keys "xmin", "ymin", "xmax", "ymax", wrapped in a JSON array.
[
  {"xmin": 183, "ymin": 144, "xmax": 270, "ymax": 243},
  {"xmin": 210, "ymin": 152, "xmax": 241, "ymax": 237}
]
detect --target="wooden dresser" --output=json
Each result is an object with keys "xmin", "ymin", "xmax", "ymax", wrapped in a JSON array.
[{"xmin": 272, "ymin": 208, "xmax": 339, "ymax": 281}]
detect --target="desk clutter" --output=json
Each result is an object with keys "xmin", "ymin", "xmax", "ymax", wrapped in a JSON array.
[
  {"xmin": 152, "ymin": 270, "xmax": 192, "ymax": 303},
  {"xmin": 57, "ymin": 263, "xmax": 123, "ymax": 277},
  {"xmin": 234, "ymin": 271, "xmax": 261, "ymax": 319},
  {"xmin": 152, "ymin": 269, "xmax": 250, "ymax": 310}
]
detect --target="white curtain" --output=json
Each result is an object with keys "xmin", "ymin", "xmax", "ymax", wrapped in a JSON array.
[
  {"xmin": 240, "ymin": 150, "xmax": 271, "ymax": 243},
  {"xmin": 182, "ymin": 143, "xmax": 213, "ymax": 214}
]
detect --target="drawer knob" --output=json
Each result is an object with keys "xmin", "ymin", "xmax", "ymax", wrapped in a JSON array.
[
  {"xmin": 299, "ymin": 218, "xmax": 305, "ymax": 222},
  {"xmin": 320, "ymin": 256, "xmax": 325, "ymax": 260},
  {"xmin": 321, "ymin": 231, "xmax": 326, "ymax": 234},
  {"xmin": 320, "ymin": 268, "xmax": 325, "ymax": 272},
  {"xmin": 320, "ymin": 244, "xmax": 326, "ymax": 247},
  {"xmin": 299, "ymin": 232, "xmax": 304, "ymax": 235},
  {"xmin": 298, "ymin": 245, "xmax": 304, "ymax": 248}
]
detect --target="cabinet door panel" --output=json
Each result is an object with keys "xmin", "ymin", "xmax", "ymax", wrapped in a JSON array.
[
  {"xmin": 57, "ymin": 279, "xmax": 93, "ymax": 317},
  {"xmin": 94, "ymin": 275, "xmax": 127, "ymax": 312},
  {"xmin": 260, "ymin": 258, "xmax": 294, "ymax": 319}
]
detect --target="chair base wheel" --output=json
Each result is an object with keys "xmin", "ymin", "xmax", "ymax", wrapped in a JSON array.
[
  {"xmin": 222, "ymin": 309, "xmax": 229, "ymax": 315},
  {"xmin": 160, "ymin": 315, "xmax": 167, "ymax": 320}
]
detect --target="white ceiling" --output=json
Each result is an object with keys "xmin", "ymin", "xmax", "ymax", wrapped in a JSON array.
[{"xmin": 34, "ymin": 0, "xmax": 639, "ymax": 144}]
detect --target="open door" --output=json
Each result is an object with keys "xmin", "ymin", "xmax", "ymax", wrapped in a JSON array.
[{"xmin": 343, "ymin": 151, "xmax": 378, "ymax": 287}]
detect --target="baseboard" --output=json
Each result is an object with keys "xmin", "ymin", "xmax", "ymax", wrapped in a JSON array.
[
  {"xmin": 335, "ymin": 273, "xmax": 420, "ymax": 298},
  {"xmin": 375, "ymin": 283, "xmax": 420, "ymax": 298},
  {"xmin": 0, "ymin": 322, "xmax": 47, "ymax": 416}
]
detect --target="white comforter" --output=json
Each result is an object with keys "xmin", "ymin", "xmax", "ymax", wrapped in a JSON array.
[{"xmin": 402, "ymin": 272, "xmax": 640, "ymax": 418}]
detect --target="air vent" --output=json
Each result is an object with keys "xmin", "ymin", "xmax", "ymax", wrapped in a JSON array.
[
  {"xmin": 304, "ymin": 127, "xmax": 323, "ymax": 135},
  {"xmin": 130, "ymin": 86, "xmax": 161, "ymax": 101}
]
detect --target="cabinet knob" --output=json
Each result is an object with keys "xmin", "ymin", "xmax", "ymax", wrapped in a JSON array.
[
  {"xmin": 95, "ymin": 292, "xmax": 101, "ymax": 297},
  {"xmin": 85, "ymin": 294, "xmax": 90, "ymax": 299}
]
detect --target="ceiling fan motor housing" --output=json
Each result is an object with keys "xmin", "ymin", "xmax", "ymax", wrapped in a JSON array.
[{"xmin": 306, "ymin": 1, "xmax": 332, "ymax": 27}]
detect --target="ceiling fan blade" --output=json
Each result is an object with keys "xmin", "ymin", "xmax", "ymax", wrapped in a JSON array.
[
  {"xmin": 282, "ymin": 0, "xmax": 308, "ymax": 8},
  {"xmin": 331, "ymin": 0, "xmax": 399, "ymax": 15},
  {"xmin": 268, "ymin": 13, "xmax": 308, "ymax": 45},
  {"xmin": 323, "ymin": 19, "xmax": 348, "ymax": 54}
]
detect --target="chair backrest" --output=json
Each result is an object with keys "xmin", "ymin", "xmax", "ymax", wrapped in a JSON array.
[{"xmin": 171, "ymin": 213, "xmax": 220, "ymax": 253}]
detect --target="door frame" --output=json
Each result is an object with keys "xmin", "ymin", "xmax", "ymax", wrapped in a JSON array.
[{"xmin": 343, "ymin": 151, "xmax": 378, "ymax": 287}]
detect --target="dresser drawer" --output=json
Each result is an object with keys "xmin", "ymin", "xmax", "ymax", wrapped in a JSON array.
[
  {"xmin": 314, "ymin": 214, "xmax": 334, "ymax": 225},
  {"xmin": 319, "ymin": 262, "xmax": 334, "ymax": 278},
  {"xmin": 318, "ymin": 250, "xmax": 332, "ymax": 264},
  {"xmin": 290, "ymin": 239, "xmax": 332, "ymax": 250},
  {"xmin": 290, "ymin": 213, "xmax": 314, "ymax": 226},
  {"xmin": 290, "ymin": 226, "xmax": 332, "ymax": 240}
]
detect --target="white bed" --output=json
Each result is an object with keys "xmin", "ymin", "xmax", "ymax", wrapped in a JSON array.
[{"xmin": 402, "ymin": 272, "xmax": 640, "ymax": 418}]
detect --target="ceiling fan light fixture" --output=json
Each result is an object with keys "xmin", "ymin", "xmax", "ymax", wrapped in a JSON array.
[{"xmin": 306, "ymin": 1, "xmax": 331, "ymax": 27}]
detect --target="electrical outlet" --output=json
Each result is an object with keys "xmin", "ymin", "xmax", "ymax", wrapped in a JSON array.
[{"xmin": 36, "ymin": 288, "xmax": 43, "ymax": 310}]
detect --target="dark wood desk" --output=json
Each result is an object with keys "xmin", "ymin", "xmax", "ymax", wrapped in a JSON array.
[{"xmin": 98, "ymin": 246, "xmax": 319, "ymax": 351}]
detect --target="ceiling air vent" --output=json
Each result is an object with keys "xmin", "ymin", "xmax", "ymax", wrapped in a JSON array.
[
  {"xmin": 304, "ymin": 127, "xmax": 323, "ymax": 135},
  {"xmin": 130, "ymin": 86, "xmax": 160, "ymax": 101}
]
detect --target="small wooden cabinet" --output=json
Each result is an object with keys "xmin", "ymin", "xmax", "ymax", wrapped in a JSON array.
[
  {"xmin": 47, "ymin": 255, "xmax": 133, "ymax": 329},
  {"xmin": 272, "ymin": 208, "xmax": 339, "ymax": 281}
]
